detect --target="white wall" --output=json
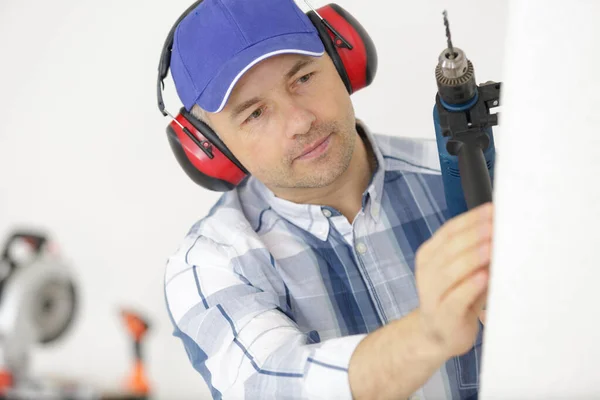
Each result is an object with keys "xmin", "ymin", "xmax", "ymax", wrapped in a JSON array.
[
  {"xmin": 0, "ymin": 0, "xmax": 507, "ymax": 398},
  {"xmin": 480, "ymin": 1, "xmax": 600, "ymax": 398}
]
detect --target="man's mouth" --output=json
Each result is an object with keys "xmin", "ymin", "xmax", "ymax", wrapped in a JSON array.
[{"xmin": 295, "ymin": 134, "xmax": 332, "ymax": 161}]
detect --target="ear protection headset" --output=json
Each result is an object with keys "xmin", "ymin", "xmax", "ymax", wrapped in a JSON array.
[{"xmin": 157, "ymin": 0, "xmax": 378, "ymax": 192}]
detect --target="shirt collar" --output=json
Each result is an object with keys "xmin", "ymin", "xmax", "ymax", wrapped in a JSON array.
[
  {"xmin": 358, "ymin": 119, "xmax": 385, "ymax": 224},
  {"xmin": 253, "ymin": 119, "xmax": 386, "ymax": 240}
]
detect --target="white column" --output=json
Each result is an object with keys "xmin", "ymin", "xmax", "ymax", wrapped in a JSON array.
[{"xmin": 480, "ymin": 1, "xmax": 600, "ymax": 398}]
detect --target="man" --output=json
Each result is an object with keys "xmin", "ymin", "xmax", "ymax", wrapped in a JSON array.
[{"xmin": 163, "ymin": 0, "xmax": 493, "ymax": 398}]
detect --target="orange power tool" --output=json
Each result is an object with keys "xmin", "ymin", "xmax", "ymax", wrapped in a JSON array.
[{"xmin": 120, "ymin": 309, "xmax": 151, "ymax": 399}]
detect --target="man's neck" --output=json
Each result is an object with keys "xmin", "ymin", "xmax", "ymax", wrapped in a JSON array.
[{"xmin": 271, "ymin": 128, "xmax": 376, "ymax": 223}]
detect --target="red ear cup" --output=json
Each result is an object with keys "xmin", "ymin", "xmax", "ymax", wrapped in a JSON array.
[
  {"xmin": 307, "ymin": 3, "xmax": 378, "ymax": 94},
  {"xmin": 166, "ymin": 108, "xmax": 248, "ymax": 191}
]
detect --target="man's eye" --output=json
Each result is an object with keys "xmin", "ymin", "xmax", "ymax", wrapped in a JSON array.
[
  {"xmin": 246, "ymin": 108, "xmax": 263, "ymax": 123},
  {"xmin": 298, "ymin": 73, "xmax": 314, "ymax": 84}
]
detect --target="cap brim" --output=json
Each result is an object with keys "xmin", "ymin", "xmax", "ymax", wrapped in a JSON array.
[{"xmin": 192, "ymin": 32, "xmax": 325, "ymax": 113}]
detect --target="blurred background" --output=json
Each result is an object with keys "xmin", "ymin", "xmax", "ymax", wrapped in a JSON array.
[{"xmin": 0, "ymin": 0, "xmax": 507, "ymax": 398}]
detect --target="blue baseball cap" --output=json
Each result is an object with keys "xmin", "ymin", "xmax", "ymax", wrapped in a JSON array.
[{"xmin": 170, "ymin": 0, "xmax": 326, "ymax": 113}]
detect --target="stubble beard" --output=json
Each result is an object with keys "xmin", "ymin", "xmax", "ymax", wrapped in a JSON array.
[{"xmin": 269, "ymin": 123, "xmax": 357, "ymax": 190}]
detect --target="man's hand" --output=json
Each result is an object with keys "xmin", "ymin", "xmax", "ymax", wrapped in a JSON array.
[{"xmin": 415, "ymin": 202, "xmax": 493, "ymax": 359}]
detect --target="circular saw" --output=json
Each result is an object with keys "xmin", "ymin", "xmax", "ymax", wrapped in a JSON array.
[{"xmin": 0, "ymin": 230, "xmax": 78, "ymax": 393}]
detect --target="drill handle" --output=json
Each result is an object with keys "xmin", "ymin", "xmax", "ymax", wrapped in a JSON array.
[{"xmin": 452, "ymin": 139, "xmax": 493, "ymax": 209}]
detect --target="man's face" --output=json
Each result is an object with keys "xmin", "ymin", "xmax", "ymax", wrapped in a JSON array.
[{"xmin": 206, "ymin": 53, "xmax": 358, "ymax": 190}]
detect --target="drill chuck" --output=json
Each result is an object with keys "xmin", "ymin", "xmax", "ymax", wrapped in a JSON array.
[{"xmin": 435, "ymin": 47, "xmax": 478, "ymax": 106}]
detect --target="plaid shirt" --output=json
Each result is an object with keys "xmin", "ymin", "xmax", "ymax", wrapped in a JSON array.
[{"xmin": 164, "ymin": 122, "xmax": 483, "ymax": 399}]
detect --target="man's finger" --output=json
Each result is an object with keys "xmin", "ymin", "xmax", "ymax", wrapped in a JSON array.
[
  {"xmin": 473, "ymin": 290, "xmax": 488, "ymax": 325},
  {"xmin": 442, "ymin": 268, "xmax": 489, "ymax": 319},
  {"xmin": 435, "ymin": 240, "xmax": 492, "ymax": 299},
  {"xmin": 478, "ymin": 309, "xmax": 487, "ymax": 326},
  {"xmin": 421, "ymin": 202, "xmax": 494, "ymax": 261},
  {"xmin": 472, "ymin": 289, "xmax": 487, "ymax": 311}
]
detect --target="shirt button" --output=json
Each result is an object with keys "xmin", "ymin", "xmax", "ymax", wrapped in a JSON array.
[
  {"xmin": 322, "ymin": 209, "xmax": 332, "ymax": 218},
  {"xmin": 356, "ymin": 242, "xmax": 367, "ymax": 254},
  {"xmin": 371, "ymin": 204, "xmax": 380, "ymax": 217}
]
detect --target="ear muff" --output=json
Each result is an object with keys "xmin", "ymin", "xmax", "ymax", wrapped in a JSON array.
[
  {"xmin": 166, "ymin": 108, "xmax": 248, "ymax": 191},
  {"xmin": 158, "ymin": 0, "xmax": 250, "ymax": 192},
  {"xmin": 306, "ymin": 3, "xmax": 378, "ymax": 94}
]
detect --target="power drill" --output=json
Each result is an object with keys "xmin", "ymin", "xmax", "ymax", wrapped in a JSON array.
[
  {"xmin": 433, "ymin": 10, "xmax": 501, "ymax": 218},
  {"xmin": 121, "ymin": 309, "xmax": 151, "ymax": 399}
]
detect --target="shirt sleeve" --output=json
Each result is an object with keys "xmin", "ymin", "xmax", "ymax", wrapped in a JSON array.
[{"xmin": 164, "ymin": 234, "xmax": 367, "ymax": 400}]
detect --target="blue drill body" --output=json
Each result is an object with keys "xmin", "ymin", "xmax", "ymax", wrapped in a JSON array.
[{"xmin": 433, "ymin": 97, "xmax": 497, "ymax": 219}]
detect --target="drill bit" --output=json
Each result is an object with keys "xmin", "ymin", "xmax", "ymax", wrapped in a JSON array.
[{"xmin": 443, "ymin": 10, "xmax": 455, "ymax": 59}]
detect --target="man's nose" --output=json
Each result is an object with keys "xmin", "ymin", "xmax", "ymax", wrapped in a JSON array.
[{"xmin": 282, "ymin": 99, "xmax": 316, "ymax": 140}]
